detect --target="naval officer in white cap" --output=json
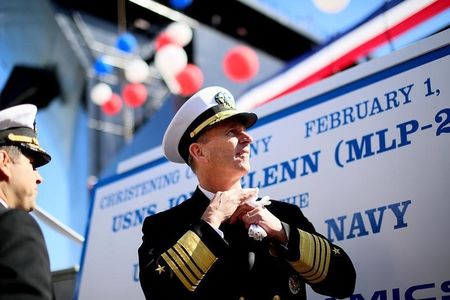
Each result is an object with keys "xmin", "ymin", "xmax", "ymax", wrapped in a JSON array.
[
  {"xmin": 138, "ymin": 86, "xmax": 355, "ymax": 300},
  {"xmin": 0, "ymin": 104, "xmax": 53, "ymax": 299}
]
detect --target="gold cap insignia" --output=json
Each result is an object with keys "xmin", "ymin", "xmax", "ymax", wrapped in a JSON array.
[{"xmin": 214, "ymin": 92, "xmax": 235, "ymax": 109}]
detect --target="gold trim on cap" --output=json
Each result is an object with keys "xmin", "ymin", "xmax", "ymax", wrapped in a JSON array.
[
  {"xmin": 189, "ymin": 110, "xmax": 237, "ymax": 138},
  {"xmin": 7, "ymin": 133, "xmax": 40, "ymax": 146},
  {"xmin": 7, "ymin": 133, "xmax": 47, "ymax": 154}
]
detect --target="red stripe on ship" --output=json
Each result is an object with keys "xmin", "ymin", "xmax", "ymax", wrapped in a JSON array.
[{"xmin": 251, "ymin": 0, "xmax": 450, "ymax": 108}]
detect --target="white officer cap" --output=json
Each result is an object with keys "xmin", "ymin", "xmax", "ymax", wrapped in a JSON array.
[
  {"xmin": 0, "ymin": 104, "xmax": 51, "ymax": 167},
  {"xmin": 163, "ymin": 86, "xmax": 257, "ymax": 164}
]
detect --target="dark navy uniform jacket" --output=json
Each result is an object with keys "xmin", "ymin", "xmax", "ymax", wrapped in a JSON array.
[
  {"xmin": 139, "ymin": 188, "xmax": 356, "ymax": 300},
  {"xmin": 0, "ymin": 204, "xmax": 53, "ymax": 300}
]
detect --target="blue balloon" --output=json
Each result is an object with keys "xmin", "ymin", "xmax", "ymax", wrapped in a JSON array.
[
  {"xmin": 94, "ymin": 57, "xmax": 113, "ymax": 76},
  {"xmin": 116, "ymin": 33, "xmax": 138, "ymax": 53},
  {"xmin": 169, "ymin": 0, "xmax": 192, "ymax": 10}
]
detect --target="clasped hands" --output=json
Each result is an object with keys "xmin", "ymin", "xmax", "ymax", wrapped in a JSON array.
[{"xmin": 201, "ymin": 188, "xmax": 287, "ymax": 243}]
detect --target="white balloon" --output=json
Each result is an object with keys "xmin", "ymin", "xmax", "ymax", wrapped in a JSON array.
[
  {"xmin": 154, "ymin": 44, "xmax": 188, "ymax": 77},
  {"xmin": 124, "ymin": 58, "xmax": 150, "ymax": 83},
  {"xmin": 90, "ymin": 82, "xmax": 112, "ymax": 105},
  {"xmin": 162, "ymin": 73, "xmax": 180, "ymax": 95},
  {"xmin": 313, "ymin": 0, "xmax": 350, "ymax": 14},
  {"xmin": 165, "ymin": 22, "xmax": 193, "ymax": 47}
]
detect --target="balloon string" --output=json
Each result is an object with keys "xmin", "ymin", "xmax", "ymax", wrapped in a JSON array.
[{"xmin": 118, "ymin": 0, "xmax": 127, "ymax": 33}]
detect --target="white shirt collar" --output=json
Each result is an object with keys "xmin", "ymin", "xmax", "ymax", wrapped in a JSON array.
[
  {"xmin": 198, "ymin": 185, "xmax": 215, "ymax": 201},
  {"xmin": 0, "ymin": 198, "xmax": 8, "ymax": 208}
]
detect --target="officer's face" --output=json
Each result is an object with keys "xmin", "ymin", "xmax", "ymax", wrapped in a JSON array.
[
  {"xmin": 8, "ymin": 152, "xmax": 43, "ymax": 211},
  {"xmin": 199, "ymin": 119, "xmax": 253, "ymax": 179}
]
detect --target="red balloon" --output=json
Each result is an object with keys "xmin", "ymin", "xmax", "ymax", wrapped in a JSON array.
[
  {"xmin": 175, "ymin": 64, "xmax": 204, "ymax": 96},
  {"xmin": 122, "ymin": 83, "xmax": 148, "ymax": 108},
  {"xmin": 155, "ymin": 32, "xmax": 175, "ymax": 51},
  {"xmin": 223, "ymin": 45, "xmax": 259, "ymax": 82},
  {"xmin": 102, "ymin": 93, "xmax": 122, "ymax": 116}
]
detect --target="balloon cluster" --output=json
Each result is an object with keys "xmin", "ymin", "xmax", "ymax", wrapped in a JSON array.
[
  {"xmin": 166, "ymin": 0, "xmax": 259, "ymax": 83},
  {"xmin": 90, "ymin": 20, "xmax": 260, "ymax": 116},
  {"xmin": 91, "ymin": 32, "xmax": 150, "ymax": 116},
  {"xmin": 154, "ymin": 22, "xmax": 204, "ymax": 97},
  {"xmin": 153, "ymin": 22, "xmax": 260, "ymax": 95}
]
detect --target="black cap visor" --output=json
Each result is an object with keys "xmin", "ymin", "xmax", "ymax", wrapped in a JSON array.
[{"xmin": 19, "ymin": 143, "xmax": 51, "ymax": 168}]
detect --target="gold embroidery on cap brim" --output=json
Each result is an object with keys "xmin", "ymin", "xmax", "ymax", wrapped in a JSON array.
[
  {"xmin": 189, "ymin": 110, "xmax": 237, "ymax": 138},
  {"xmin": 7, "ymin": 133, "xmax": 40, "ymax": 145}
]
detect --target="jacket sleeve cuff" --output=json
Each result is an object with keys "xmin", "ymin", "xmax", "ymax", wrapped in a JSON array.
[
  {"xmin": 158, "ymin": 220, "xmax": 228, "ymax": 292},
  {"xmin": 190, "ymin": 219, "xmax": 229, "ymax": 256},
  {"xmin": 268, "ymin": 221, "xmax": 300, "ymax": 261}
]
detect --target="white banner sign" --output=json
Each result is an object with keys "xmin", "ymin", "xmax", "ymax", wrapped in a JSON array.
[{"xmin": 76, "ymin": 30, "xmax": 450, "ymax": 299}]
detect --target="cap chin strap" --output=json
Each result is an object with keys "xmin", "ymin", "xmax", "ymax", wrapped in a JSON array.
[
  {"xmin": 7, "ymin": 133, "xmax": 40, "ymax": 146},
  {"xmin": 7, "ymin": 133, "xmax": 47, "ymax": 153},
  {"xmin": 189, "ymin": 110, "xmax": 237, "ymax": 138}
]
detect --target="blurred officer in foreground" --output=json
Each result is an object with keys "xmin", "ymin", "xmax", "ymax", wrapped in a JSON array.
[
  {"xmin": 139, "ymin": 86, "xmax": 356, "ymax": 300},
  {"xmin": 0, "ymin": 104, "xmax": 53, "ymax": 299}
]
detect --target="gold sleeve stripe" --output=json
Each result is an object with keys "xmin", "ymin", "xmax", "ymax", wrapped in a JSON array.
[
  {"xmin": 291, "ymin": 229, "xmax": 315, "ymax": 272},
  {"xmin": 161, "ymin": 231, "xmax": 218, "ymax": 292},
  {"xmin": 305, "ymin": 236, "xmax": 331, "ymax": 283},
  {"xmin": 290, "ymin": 229, "xmax": 331, "ymax": 283},
  {"xmin": 173, "ymin": 244, "xmax": 203, "ymax": 279},
  {"xmin": 178, "ymin": 230, "xmax": 217, "ymax": 273},
  {"xmin": 301, "ymin": 235, "xmax": 326, "ymax": 277},
  {"xmin": 299, "ymin": 235, "xmax": 322, "ymax": 278},
  {"xmin": 167, "ymin": 248, "xmax": 201, "ymax": 287},
  {"xmin": 161, "ymin": 252, "xmax": 196, "ymax": 292}
]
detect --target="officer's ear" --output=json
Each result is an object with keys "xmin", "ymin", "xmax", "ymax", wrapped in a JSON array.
[
  {"xmin": 188, "ymin": 143, "xmax": 208, "ymax": 165},
  {"xmin": 0, "ymin": 150, "xmax": 11, "ymax": 178}
]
